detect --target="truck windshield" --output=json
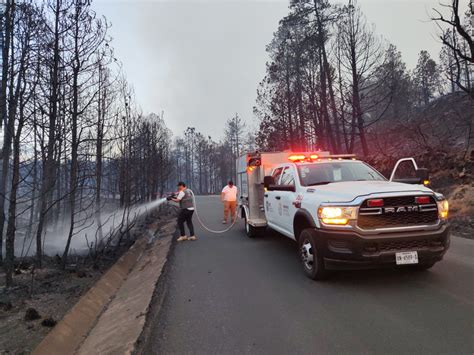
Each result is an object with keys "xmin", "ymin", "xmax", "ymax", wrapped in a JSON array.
[{"xmin": 297, "ymin": 161, "xmax": 385, "ymax": 187}]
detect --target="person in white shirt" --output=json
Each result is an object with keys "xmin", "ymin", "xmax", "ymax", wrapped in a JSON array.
[{"xmin": 221, "ymin": 180, "xmax": 238, "ymax": 224}]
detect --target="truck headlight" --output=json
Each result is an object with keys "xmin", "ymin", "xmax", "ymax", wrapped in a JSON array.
[
  {"xmin": 437, "ymin": 199, "xmax": 449, "ymax": 219},
  {"xmin": 318, "ymin": 206, "xmax": 357, "ymax": 225}
]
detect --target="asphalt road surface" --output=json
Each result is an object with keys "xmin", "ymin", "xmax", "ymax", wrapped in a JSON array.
[{"xmin": 142, "ymin": 196, "xmax": 474, "ymax": 354}]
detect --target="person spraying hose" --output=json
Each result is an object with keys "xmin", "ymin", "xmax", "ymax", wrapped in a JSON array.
[
  {"xmin": 168, "ymin": 181, "xmax": 197, "ymax": 242},
  {"xmin": 167, "ymin": 184, "xmax": 239, "ymax": 235}
]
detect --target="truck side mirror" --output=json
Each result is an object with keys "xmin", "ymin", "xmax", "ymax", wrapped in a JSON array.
[
  {"xmin": 416, "ymin": 168, "xmax": 430, "ymax": 185},
  {"xmin": 264, "ymin": 176, "xmax": 275, "ymax": 189}
]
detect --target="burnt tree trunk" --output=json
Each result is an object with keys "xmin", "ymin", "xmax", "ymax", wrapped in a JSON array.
[
  {"xmin": 35, "ymin": 0, "xmax": 61, "ymax": 268},
  {"xmin": 0, "ymin": 0, "xmax": 13, "ymax": 264}
]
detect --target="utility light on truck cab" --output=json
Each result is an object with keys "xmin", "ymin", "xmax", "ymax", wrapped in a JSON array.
[{"xmin": 248, "ymin": 157, "xmax": 261, "ymax": 167}]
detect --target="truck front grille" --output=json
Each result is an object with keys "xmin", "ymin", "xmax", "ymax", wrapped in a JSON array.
[
  {"xmin": 358, "ymin": 196, "xmax": 439, "ymax": 230},
  {"xmin": 378, "ymin": 239, "xmax": 429, "ymax": 252}
]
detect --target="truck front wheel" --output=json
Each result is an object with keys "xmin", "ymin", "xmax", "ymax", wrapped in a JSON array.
[{"xmin": 299, "ymin": 229, "xmax": 328, "ymax": 280}]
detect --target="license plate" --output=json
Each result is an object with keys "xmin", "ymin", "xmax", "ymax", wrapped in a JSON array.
[{"xmin": 396, "ymin": 251, "xmax": 418, "ymax": 265}]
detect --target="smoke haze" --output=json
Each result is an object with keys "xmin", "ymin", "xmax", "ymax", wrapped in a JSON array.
[{"xmin": 92, "ymin": 0, "xmax": 469, "ymax": 138}]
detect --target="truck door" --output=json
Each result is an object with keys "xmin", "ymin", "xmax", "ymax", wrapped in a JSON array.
[
  {"xmin": 264, "ymin": 167, "xmax": 283, "ymax": 225},
  {"xmin": 389, "ymin": 158, "xmax": 418, "ymax": 182},
  {"xmin": 277, "ymin": 166, "xmax": 298, "ymax": 234},
  {"xmin": 389, "ymin": 157, "xmax": 429, "ymax": 185}
]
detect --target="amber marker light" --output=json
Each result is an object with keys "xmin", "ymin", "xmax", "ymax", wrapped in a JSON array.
[
  {"xmin": 437, "ymin": 199, "xmax": 449, "ymax": 219},
  {"xmin": 322, "ymin": 218, "xmax": 349, "ymax": 225}
]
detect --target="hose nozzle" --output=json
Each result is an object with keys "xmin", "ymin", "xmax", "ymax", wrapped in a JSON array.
[{"xmin": 166, "ymin": 193, "xmax": 177, "ymax": 201}]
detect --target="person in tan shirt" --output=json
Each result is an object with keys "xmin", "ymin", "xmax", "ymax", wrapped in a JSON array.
[{"xmin": 221, "ymin": 180, "xmax": 238, "ymax": 224}]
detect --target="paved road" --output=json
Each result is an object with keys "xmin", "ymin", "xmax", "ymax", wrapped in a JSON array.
[{"xmin": 143, "ymin": 196, "xmax": 474, "ymax": 354}]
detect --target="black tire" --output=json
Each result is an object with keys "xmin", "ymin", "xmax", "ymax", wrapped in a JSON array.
[
  {"xmin": 245, "ymin": 216, "xmax": 257, "ymax": 238},
  {"xmin": 411, "ymin": 262, "xmax": 436, "ymax": 271},
  {"xmin": 244, "ymin": 215, "xmax": 260, "ymax": 238},
  {"xmin": 298, "ymin": 229, "xmax": 328, "ymax": 280}
]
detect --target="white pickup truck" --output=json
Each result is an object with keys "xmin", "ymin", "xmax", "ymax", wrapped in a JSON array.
[{"xmin": 236, "ymin": 152, "xmax": 450, "ymax": 280}]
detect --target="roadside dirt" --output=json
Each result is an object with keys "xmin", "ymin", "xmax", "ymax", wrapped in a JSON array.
[
  {"xmin": 0, "ymin": 206, "xmax": 176, "ymax": 354},
  {"xmin": 437, "ymin": 183, "xmax": 474, "ymax": 239},
  {"xmin": 429, "ymin": 154, "xmax": 474, "ymax": 239},
  {"xmin": 0, "ymin": 261, "xmax": 107, "ymax": 354}
]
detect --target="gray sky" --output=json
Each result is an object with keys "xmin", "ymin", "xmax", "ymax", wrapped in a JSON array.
[{"xmin": 93, "ymin": 0, "xmax": 469, "ymax": 139}]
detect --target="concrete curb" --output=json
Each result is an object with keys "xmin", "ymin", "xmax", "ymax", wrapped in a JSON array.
[
  {"xmin": 32, "ymin": 220, "xmax": 176, "ymax": 355},
  {"xmin": 133, "ymin": 226, "xmax": 177, "ymax": 355}
]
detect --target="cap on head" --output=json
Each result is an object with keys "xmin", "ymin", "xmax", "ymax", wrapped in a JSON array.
[{"xmin": 177, "ymin": 181, "xmax": 186, "ymax": 187}]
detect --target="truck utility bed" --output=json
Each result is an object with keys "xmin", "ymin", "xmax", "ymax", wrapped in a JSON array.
[{"xmin": 236, "ymin": 151, "xmax": 329, "ymax": 227}]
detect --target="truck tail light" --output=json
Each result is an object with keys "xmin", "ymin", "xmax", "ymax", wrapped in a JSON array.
[
  {"xmin": 367, "ymin": 199, "xmax": 384, "ymax": 207},
  {"xmin": 415, "ymin": 196, "xmax": 430, "ymax": 204}
]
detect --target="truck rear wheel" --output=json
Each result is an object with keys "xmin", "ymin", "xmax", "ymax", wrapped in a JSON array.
[{"xmin": 299, "ymin": 229, "xmax": 328, "ymax": 280}]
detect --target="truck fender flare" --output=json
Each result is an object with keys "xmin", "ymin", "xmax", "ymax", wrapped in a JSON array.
[
  {"xmin": 240, "ymin": 204, "xmax": 249, "ymax": 220},
  {"xmin": 293, "ymin": 209, "xmax": 317, "ymax": 240}
]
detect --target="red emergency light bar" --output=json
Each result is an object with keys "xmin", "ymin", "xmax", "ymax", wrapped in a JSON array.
[
  {"xmin": 288, "ymin": 153, "xmax": 357, "ymax": 163},
  {"xmin": 288, "ymin": 154, "xmax": 307, "ymax": 162}
]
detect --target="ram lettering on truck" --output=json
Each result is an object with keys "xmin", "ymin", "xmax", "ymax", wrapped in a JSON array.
[{"xmin": 236, "ymin": 152, "xmax": 450, "ymax": 280}]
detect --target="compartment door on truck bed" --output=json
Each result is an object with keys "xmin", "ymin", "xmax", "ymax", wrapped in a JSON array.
[{"xmin": 264, "ymin": 167, "xmax": 283, "ymax": 226}]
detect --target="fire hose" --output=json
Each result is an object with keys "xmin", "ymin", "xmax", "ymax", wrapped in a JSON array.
[
  {"xmin": 167, "ymin": 190, "xmax": 239, "ymax": 234},
  {"xmin": 189, "ymin": 190, "xmax": 239, "ymax": 234}
]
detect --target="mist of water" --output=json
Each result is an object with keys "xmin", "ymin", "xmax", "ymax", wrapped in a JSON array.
[{"xmin": 14, "ymin": 198, "xmax": 168, "ymax": 257}]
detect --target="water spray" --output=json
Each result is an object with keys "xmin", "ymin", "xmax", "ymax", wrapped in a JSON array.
[{"xmin": 20, "ymin": 197, "xmax": 169, "ymax": 257}]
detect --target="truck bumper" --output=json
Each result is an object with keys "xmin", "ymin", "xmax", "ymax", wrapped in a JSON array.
[{"xmin": 315, "ymin": 224, "xmax": 450, "ymax": 270}]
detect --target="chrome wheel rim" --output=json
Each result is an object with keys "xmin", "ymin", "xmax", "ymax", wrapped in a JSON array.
[{"xmin": 301, "ymin": 239, "xmax": 314, "ymax": 270}]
